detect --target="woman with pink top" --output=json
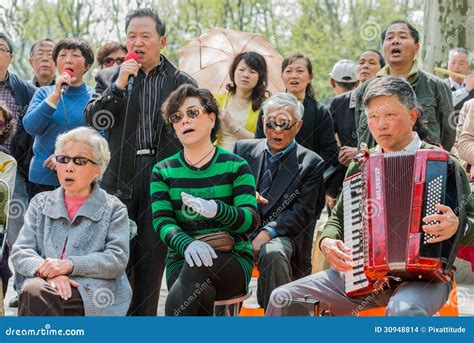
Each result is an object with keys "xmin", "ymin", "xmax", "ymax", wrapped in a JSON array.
[{"xmin": 11, "ymin": 127, "xmax": 132, "ymax": 316}]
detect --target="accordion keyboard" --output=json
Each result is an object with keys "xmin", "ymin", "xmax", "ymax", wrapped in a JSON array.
[{"xmin": 342, "ymin": 174, "xmax": 369, "ymax": 295}]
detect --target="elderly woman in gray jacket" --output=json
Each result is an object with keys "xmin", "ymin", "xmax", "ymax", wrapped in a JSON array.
[{"xmin": 11, "ymin": 127, "xmax": 131, "ymax": 316}]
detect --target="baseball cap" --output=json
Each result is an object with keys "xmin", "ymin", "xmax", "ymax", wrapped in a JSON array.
[{"xmin": 330, "ymin": 60, "xmax": 358, "ymax": 83}]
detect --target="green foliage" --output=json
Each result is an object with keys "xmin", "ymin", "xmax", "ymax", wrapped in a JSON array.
[{"xmin": 2, "ymin": 0, "xmax": 422, "ymax": 101}]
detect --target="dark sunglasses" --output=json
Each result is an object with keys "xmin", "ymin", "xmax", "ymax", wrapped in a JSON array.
[
  {"xmin": 103, "ymin": 57, "xmax": 125, "ymax": 67},
  {"xmin": 265, "ymin": 120, "xmax": 298, "ymax": 130},
  {"xmin": 55, "ymin": 155, "xmax": 98, "ymax": 166},
  {"xmin": 169, "ymin": 107, "xmax": 205, "ymax": 124}
]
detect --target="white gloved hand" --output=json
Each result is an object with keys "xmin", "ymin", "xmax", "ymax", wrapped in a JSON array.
[
  {"xmin": 181, "ymin": 192, "xmax": 218, "ymax": 218},
  {"xmin": 184, "ymin": 240, "xmax": 217, "ymax": 267}
]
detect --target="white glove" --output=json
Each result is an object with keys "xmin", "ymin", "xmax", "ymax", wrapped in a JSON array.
[
  {"xmin": 181, "ymin": 192, "xmax": 218, "ymax": 218},
  {"xmin": 184, "ymin": 240, "xmax": 217, "ymax": 267}
]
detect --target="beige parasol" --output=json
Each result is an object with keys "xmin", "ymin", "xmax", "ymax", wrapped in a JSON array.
[{"xmin": 179, "ymin": 27, "xmax": 285, "ymax": 95}]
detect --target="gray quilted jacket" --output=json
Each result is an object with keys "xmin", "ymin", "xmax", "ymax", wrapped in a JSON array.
[{"xmin": 11, "ymin": 183, "xmax": 132, "ymax": 316}]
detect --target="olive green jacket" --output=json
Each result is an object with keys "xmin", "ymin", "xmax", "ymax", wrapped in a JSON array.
[
  {"xmin": 354, "ymin": 64, "xmax": 455, "ymax": 151},
  {"xmin": 320, "ymin": 141, "xmax": 474, "ymax": 248}
]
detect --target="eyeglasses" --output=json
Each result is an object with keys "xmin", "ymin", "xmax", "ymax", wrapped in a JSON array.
[
  {"xmin": 103, "ymin": 57, "xmax": 125, "ymax": 67},
  {"xmin": 265, "ymin": 119, "xmax": 298, "ymax": 130},
  {"xmin": 169, "ymin": 107, "xmax": 205, "ymax": 124},
  {"xmin": 0, "ymin": 46, "xmax": 11, "ymax": 54},
  {"xmin": 55, "ymin": 155, "xmax": 98, "ymax": 166}
]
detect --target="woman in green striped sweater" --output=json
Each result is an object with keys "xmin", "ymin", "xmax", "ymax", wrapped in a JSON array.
[{"xmin": 150, "ymin": 84, "xmax": 259, "ymax": 316}]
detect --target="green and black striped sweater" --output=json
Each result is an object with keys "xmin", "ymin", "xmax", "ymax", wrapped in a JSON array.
[{"xmin": 150, "ymin": 146, "xmax": 258, "ymax": 289}]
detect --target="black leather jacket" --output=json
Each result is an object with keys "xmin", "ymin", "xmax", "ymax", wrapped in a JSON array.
[{"xmin": 84, "ymin": 55, "xmax": 196, "ymax": 199}]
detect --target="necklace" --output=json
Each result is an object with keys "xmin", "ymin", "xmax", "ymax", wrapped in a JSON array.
[{"xmin": 184, "ymin": 145, "xmax": 216, "ymax": 169}]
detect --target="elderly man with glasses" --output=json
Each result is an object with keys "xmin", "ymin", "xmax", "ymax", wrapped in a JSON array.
[{"xmin": 234, "ymin": 92, "xmax": 325, "ymax": 312}]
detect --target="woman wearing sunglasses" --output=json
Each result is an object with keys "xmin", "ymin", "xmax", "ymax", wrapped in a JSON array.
[
  {"xmin": 214, "ymin": 51, "xmax": 269, "ymax": 151},
  {"xmin": 151, "ymin": 84, "xmax": 258, "ymax": 316},
  {"xmin": 96, "ymin": 42, "xmax": 127, "ymax": 69},
  {"xmin": 11, "ymin": 127, "xmax": 132, "ymax": 316},
  {"xmin": 23, "ymin": 38, "xmax": 95, "ymax": 200}
]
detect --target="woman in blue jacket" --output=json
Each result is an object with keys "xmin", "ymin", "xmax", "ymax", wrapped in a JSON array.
[{"xmin": 23, "ymin": 38, "xmax": 94, "ymax": 199}]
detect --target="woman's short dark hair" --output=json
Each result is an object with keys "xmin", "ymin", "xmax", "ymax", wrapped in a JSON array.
[
  {"xmin": 226, "ymin": 51, "xmax": 270, "ymax": 112},
  {"xmin": 0, "ymin": 101, "xmax": 17, "ymax": 145},
  {"xmin": 96, "ymin": 42, "xmax": 127, "ymax": 66},
  {"xmin": 52, "ymin": 38, "xmax": 95, "ymax": 69},
  {"xmin": 282, "ymin": 53, "xmax": 315, "ymax": 99},
  {"xmin": 162, "ymin": 84, "xmax": 221, "ymax": 142},
  {"xmin": 125, "ymin": 8, "xmax": 166, "ymax": 36}
]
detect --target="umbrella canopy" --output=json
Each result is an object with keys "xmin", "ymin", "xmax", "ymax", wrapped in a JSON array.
[{"xmin": 179, "ymin": 28, "xmax": 285, "ymax": 95}]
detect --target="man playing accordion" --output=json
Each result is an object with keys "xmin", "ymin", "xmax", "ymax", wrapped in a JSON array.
[{"xmin": 266, "ymin": 76, "xmax": 474, "ymax": 316}]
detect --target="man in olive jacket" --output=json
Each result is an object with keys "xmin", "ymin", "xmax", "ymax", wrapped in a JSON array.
[
  {"xmin": 355, "ymin": 20, "xmax": 455, "ymax": 151},
  {"xmin": 267, "ymin": 76, "xmax": 473, "ymax": 317},
  {"xmin": 84, "ymin": 9, "xmax": 196, "ymax": 316}
]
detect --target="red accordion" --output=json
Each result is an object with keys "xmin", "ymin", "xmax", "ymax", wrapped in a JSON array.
[{"xmin": 343, "ymin": 150, "xmax": 465, "ymax": 297}]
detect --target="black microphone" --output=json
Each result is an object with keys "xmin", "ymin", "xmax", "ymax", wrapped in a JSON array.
[
  {"xmin": 124, "ymin": 51, "xmax": 139, "ymax": 93},
  {"xmin": 61, "ymin": 69, "xmax": 74, "ymax": 95}
]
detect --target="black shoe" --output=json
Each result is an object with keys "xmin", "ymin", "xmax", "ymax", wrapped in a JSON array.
[{"xmin": 9, "ymin": 294, "xmax": 18, "ymax": 308}]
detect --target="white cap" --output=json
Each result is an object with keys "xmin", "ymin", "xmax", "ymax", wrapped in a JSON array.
[{"xmin": 330, "ymin": 59, "xmax": 358, "ymax": 83}]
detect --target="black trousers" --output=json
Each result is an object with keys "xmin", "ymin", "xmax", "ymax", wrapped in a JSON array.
[
  {"xmin": 125, "ymin": 154, "xmax": 167, "ymax": 316},
  {"xmin": 165, "ymin": 252, "xmax": 247, "ymax": 316}
]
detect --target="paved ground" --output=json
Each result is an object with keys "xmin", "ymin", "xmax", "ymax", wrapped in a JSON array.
[{"xmin": 4, "ymin": 271, "xmax": 473, "ymax": 316}]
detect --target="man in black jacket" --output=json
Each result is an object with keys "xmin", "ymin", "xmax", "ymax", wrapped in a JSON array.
[
  {"xmin": 235, "ymin": 93, "xmax": 324, "ymax": 311},
  {"xmin": 0, "ymin": 32, "xmax": 36, "ymax": 307},
  {"xmin": 84, "ymin": 9, "xmax": 196, "ymax": 316},
  {"xmin": 326, "ymin": 50, "xmax": 385, "ymax": 208}
]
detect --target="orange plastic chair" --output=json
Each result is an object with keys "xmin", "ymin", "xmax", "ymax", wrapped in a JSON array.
[
  {"xmin": 239, "ymin": 307, "xmax": 265, "ymax": 316},
  {"xmin": 252, "ymin": 266, "xmax": 260, "ymax": 278},
  {"xmin": 357, "ymin": 280, "xmax": 458, "ymax": 316},
  {"xmin": 239, "ymin": 266, "xmax": 264, "ymax": 316}
]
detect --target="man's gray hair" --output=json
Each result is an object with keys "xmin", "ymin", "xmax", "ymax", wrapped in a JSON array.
[
  {"xmin": 55, "ymin": 127, "xmax": 111, "ymax": 181},
  {"xmin": 262, "ymin": 92, "xmax": 304, "ymax": 120},
  {"xmin": 362, "ymin": 76, "xmax": 421, "ymax": 112},
  {"xmin": 448, "ymin": 48, "xmax": 472, "ymax": 65}
]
